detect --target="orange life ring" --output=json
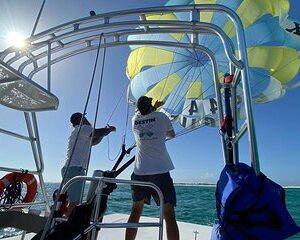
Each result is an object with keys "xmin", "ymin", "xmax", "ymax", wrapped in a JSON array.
[{"xmin": 0, "ymin": 172, "xmax": 37, "ymax": 203}]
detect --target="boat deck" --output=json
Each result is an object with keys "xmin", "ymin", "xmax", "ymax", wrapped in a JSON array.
[{"xmin": 5, "ymin": 213, "xmax": 212, "ymax": 240}]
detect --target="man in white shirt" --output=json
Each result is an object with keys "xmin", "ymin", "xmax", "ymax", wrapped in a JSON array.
[
  {"xmin": 125, "ymin": 96, "xmax": 179, "ymax": 240},
  {"xmin": 61, "ymin": 112, "xmax": 116, "ymax": 216}
]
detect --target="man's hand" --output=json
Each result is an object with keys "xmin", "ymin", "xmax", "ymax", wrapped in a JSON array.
[
  {"xmin": 107, "ymin": 125, "xmax": 116, "ymax": 132},
  {"xmin": 153, "ymin": 100, "xmax": 164, "ymax": 110}
]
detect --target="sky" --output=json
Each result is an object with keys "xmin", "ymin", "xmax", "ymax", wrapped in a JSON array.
[{"xmin": 0, "ymin": 0, "xmax": 299, "ymax": 185}]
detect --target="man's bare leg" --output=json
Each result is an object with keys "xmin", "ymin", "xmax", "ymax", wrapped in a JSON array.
[
  {"xmin": 164, "ymin": 203, "xmax": 180, "ymax": 240},
  {"xmin": 65, "ymin": 202, "xmax": 77, "ymax": 218},
  {"xmin": 125, "ymin": 200, "xmax": 145, "ymax": 240}
]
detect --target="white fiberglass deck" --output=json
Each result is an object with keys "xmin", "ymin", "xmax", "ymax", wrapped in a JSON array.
[{"xmin": 5, "ymin": 213, "xmax": 212, "ymax": 240}]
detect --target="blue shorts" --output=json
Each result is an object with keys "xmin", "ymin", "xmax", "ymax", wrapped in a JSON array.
[
  {"xmin": 61, "ymin": 166, "xmax": 86, "ymax": 204},
  {"xmin": 131, "ymin": 172, "xmax": 176, "ymax": 206}
]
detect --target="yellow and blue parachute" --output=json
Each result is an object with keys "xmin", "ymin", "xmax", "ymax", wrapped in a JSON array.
[{"xmin": 126, "ymin": 0, "xmax": 300, "ymax": 128}]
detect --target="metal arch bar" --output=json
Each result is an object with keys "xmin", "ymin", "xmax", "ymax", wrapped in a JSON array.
[
  {"xmin": 29, "ymin": 40, "xmax": 228, "ymax": 162},
  {"xmin": 28, "ymin": 39, "xmax": 229, "ymax": 75},
  {"xmin": 28, "ymin": 39, "xmax": 230, "ymax": 162},
  {"xmin": 31, "ymin": 20, "xmax": 237, "ymax": 54},
  {"xmin": 1, "ymin": 4, "xmax": 259, "ymax": 173},
  {"xmin": 2, "ymin": 4, "xmax": 246, "ymax": 47},
  {"xmin": 16, "ymin": 21, "xmax": 240, "ymax": 73},
  {"xmin": 20, "ymin": 29, "xmax": 240, "ymax": 78},
  {"xmin": 33, "ymin": 4, "xmax": 260, "ymax": 173}
]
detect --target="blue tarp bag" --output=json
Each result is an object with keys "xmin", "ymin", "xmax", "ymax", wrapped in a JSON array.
[{"xmin": 211, "ymin": 163, "xmax": 300, "ymax": 240}]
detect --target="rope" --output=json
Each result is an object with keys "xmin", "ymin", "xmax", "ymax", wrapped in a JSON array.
[
  {"xmin": 105, "ymin": 84, "xmax": 129, "ymax": 161},
  {"xmin": 31, "ymin": 0, "xmax": 47, "ymax": 36},
  {"xmin": 105, "ymin": 81, "xmax": 132, "ymax": 162},
  {"xmin": 86, "ymin": 37, "xmax": 108, "ymax": 171},
  {"xmin": 40, "ymin": 33, "xmax": 105, "ymax": 240},
  {"xmin": 0, "ymin": 170, "xmax": 28, "ymax": 209}
]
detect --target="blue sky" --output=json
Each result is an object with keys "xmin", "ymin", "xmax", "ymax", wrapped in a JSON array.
[{"xmin": 0, "ymin": 0, "xmax": 299, "ymax": 185}]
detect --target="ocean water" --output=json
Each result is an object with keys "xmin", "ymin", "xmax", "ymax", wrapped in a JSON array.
[{"xmin": 1, "ymin": 183, "xmax": 300, "ymax": 239}]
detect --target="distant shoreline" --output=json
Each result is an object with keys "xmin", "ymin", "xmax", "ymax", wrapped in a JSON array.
[
  {"xmin": 174, "ymin": 183, "xmax": 300, "ymax": 189},
  {"xmin": 44, "ymin": 182, "xmax": 300, "ymax": 188},
  {"xmin": 174, "ymin": 183, "xmax": 216, "ymax": 187}
]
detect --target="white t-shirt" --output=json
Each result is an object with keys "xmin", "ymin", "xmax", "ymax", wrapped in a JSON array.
[
  {"xmin": 64, "ymin": 124, "xmax": 93, "ymax": 169},
  {"xmin": 132, "ymin": 111, "xmax": 175, "ymax": 175}
]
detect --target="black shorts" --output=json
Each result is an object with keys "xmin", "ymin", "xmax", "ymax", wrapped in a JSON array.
[{"xmin": 131, "ymin": 172, "xmax": 176, "ymax": 206}]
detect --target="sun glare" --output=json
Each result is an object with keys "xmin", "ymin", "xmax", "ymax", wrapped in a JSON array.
[{"xmin": 6, "ymin": 32, "xmax": 26, "ymax": 48}]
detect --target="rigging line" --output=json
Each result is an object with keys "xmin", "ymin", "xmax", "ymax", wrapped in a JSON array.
[
  {"xmin": 106, "ymin": 135, "xmax": 123, "ymax": 161},
  {"xmin": 168, "ymin": 67, "xmax": 203, "ymax": 116},
  {"xmin": 165, "ymin": 49, "xmax": 216, "ymax": 113},
  {"xmin": 168, "ymin": 59, "xmax": 214, "ymax": 115},
  {"xmin": 40, "ymin": 33, "xmax": 105, "ymax": 240},
  {"xmin": 167, "ymin": 60, "xmax": 215, "ymax": 117},
  {"xmin": 130, "ymin": 57, "xmax": 191, "ymax": 82},
  {"xmin": 165, "ymin": 69, "xmax": 196, "ymax": 115},
  {"xmin": 31, "ymin": 0, "xmax": 47, "ymax": 36},
  {"xmin": 133, "ymin": 46, "xmax": 196, "ymax": 67},
  {"xmin": 158, "ymin": 45, "xmax": 181, "ymax": 101},
  {"xmin": 123, "ymin": 93, "xmax": 131, "ymax": 144},
  {"xmin": 175, "ymin": 124, "xmax": 205, "ymax": 138},
  {"xmin": 87, "ymin": 37, "xmax": 108, "ymax": 169},
  {"xmin": 175, "ymin": 114, "xmax": 219, "ymax": 137},
  {"xmin": 148, "ymin": 44, "xmax": 198, "ymax": 61},
  {"xmin": 105, "ymin": 84, "xmax": 127, "ymax": 125},
  {"xmin": 106, "ymin": 84, "xmax": 131, "ymax": 162},
  {"xmin": 170, "ymin": 82, "xmax": 215, "ymax": 121},
  {"xmin": 166, "ymin": 121, "xmax": 206, "ymax": 142},
  {"xmin": 152, "ymin": 58, "xmax": 190, "ymax": 91},
  {"xmin": 163, "ymin": 65, "xmax": 194, "ymax": 111},
  {"xmin": 133, "ymin": 60, "xmax": 194, "ymax": 104},
  {"xmin": 164, "ymin": 65, "xmax": 196, "ymax": 114}
]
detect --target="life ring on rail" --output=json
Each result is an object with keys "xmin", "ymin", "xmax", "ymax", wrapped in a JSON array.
[{"xmin": 0, "ymin": 172, "xmax": 37, "ymax": 203}]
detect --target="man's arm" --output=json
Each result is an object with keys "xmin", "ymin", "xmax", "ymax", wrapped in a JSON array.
[
  {"xmin": 166, "ymin": 129, "xmax": 175, "ymax": 138},
  {"xmin": 92, "ymin": 125, "xmax": 116, "ymax": 145}
]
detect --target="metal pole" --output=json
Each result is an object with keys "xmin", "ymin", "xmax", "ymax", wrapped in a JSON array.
[
  {"xmin": 225, "ymin": 8, "xmax": 260, "ymax": 174},
  {"xmin": 31, "ymin": 0, "xmax": 47, "ymax": 37},
  {"xmin": 32, "ymin": 112, "xmax": 51, "ymax": 211},
  {"xmin": 47, "ymin": 43, "xmax": 51, "ymax": 92}
]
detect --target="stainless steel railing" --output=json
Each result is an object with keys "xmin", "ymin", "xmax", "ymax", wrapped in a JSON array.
[{"xmin": 61, "ymin": 176, "xmax": 164, "ymax": 240}]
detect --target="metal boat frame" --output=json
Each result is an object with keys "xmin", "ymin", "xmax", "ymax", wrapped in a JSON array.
[{"xmin": 0, "ymin": 4, "xmax": 261, "ymax": 239}]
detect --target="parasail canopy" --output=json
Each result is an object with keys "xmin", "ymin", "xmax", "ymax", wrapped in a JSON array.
[{"xmin": 126, "ymin": 0, "xmax": 300, "ymax": 128}]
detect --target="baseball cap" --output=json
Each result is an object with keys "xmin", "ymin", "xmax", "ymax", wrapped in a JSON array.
[
  {"xmin": 137, "ymin": 96, "xmax": 153, "ymax": 114},
  {"xmin": 70, "ymin": 112, "xmax": 84, "ymax": 124}
]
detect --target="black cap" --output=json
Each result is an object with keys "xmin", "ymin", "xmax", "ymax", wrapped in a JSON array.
[
  {"xmin": 137, "ymin": 96, "xmax": 153, "ymax": 115},
  {"xmin": 70, "ymin": 112, "xmax": 83, "ymax": 124}
]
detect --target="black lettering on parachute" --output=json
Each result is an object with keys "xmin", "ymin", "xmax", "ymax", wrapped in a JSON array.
[
  {"xmin": 286, "ymin": 22, "xmax": 300, "ymax": 36},
  {"xmin": 188, "ymin": 100, "xmax": 198, "ymax": 115},
  {"xmin": 209, "ymin": 99, "xmax": 218, "ymax": 114}
]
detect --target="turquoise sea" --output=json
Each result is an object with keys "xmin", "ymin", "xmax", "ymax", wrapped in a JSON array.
[{"xmin": 1, "ymin": 183, "xmax": 300, "ymax": 239}]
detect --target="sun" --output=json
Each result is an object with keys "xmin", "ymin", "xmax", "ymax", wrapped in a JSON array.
[{"xmin": 6, "ymin": 32, "xmax": 26, "ymax": 48}]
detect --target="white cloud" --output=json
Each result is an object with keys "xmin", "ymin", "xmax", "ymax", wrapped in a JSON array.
[{"xmin": 199, "ymin": 172, "xmax": 216, "ymax": 181}]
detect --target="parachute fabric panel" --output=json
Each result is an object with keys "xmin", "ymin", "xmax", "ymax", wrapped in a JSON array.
[
  {"xmin": 127, "ymin": 47, "xmax": 174, "ymax": 79},
  {"xmin": 222, "ymin": 0, "xmax": 290, "ymax": 37},
  {"xmin": 211, "ymin": 163, "xmax": 300, "ymax": 240},
  {"xmin": 247, "ymin": 47, "xmax": 299, "ymax": 82},
  {"xmin": 145, "ymin": 13, "xmax": 185, "ymax": 42},
  {"xmin": 145, "ymin": 73, "xmax": 181, "ymax": 103},
  {"xmin": 127, "ymin": 0, "xmax": 300, "ymax": 129}
]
